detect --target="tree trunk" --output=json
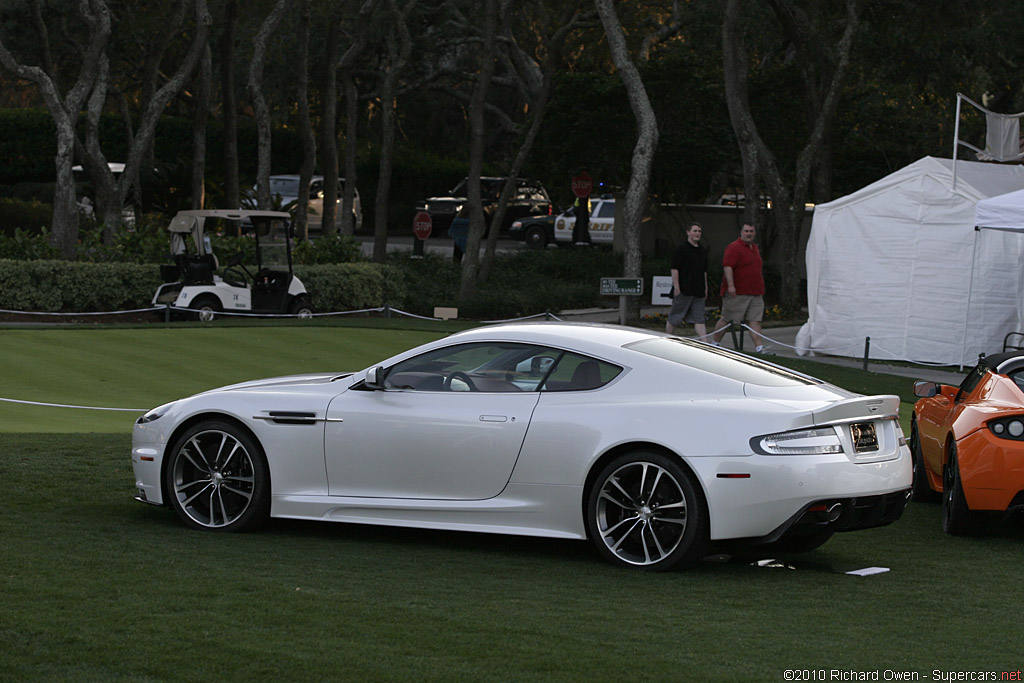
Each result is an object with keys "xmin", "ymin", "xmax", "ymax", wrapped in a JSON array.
[
  {"xmin": 320, "ymin": 16, "xmax": 340, "ymax": 236},
  {"xmin": 372, "ymin": 0, "xmax": 415, "ymax": 263},
  {"xmin": 191, "ymin": 43, "xmax": 212, "ymax": 210},
  {"xmin": 324, "ymin": 0, "xmax": 377, "ymax": 236},
  {"xmin": 458, "ymin": 0, "xmax": 498, "ymax": 301},
  {"xmin": 595, "ymin": 0, "xmax": 658, "ymax": 326},
  {"xmin": 0, "ymin": 0, "xmax": 112, "ymax": 257},
  {"xmin": 81, "ymin": 0, "xmax": 211, "ymax": 242},
  {"xmin": 294, "ymin": 0, "xmax": 315, "ymax": 240},
  {"xmin": 249, "ymin": 0, "xmax": 293, "ymax": 210},
  {"xmin": 722, "ymin": 0, "xmax": 859, "ymax": 311},
  {"xmin": 340, "ymin": 74, "xmax": 359, "ymax": 236},
  {"xmin": 221, "ymin": 0, "xmax": 240, "ymax": 209}
]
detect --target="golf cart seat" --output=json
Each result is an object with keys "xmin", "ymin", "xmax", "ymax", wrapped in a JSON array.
[{"xmin": 183, "ymin": 254, "xmax": 217, "ymax": 285}]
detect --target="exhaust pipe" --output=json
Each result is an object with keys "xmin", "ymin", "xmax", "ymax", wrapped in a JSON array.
[{"xmin": 826, "ymin": 503, "xmax": 843, "ymax": 522}]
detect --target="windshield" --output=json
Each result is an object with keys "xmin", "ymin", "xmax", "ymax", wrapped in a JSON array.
[
  {"xmin": 626, "ymin": 338, "xmax": 819, "ymax": 387},
  {"xmin": 252, "ymin": 217, "xmax": 292, "ymax": 269}
]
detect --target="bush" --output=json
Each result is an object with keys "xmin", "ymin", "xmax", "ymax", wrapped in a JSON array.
[
  {"xmin": 0, "ymin": 229, "xmax": 60, "ymax": 260},
  {"xmin": 0, "ymin": 260, "xmax": 164, "ymax": 312},
  {"xmin": 0, "ymin": 197, "xmax": 52, "ymax": 237},
  {"xmin": 295, "ymin": 263, "xmax": 406, "ymax": 312},
  {"xmin": 291, "ymin": 234, "xmax": 363, "ymax": 265}
]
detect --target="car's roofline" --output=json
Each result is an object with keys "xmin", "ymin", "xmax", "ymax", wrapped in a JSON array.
[{"xmin": 984, "ymin": 350, "xmax": 1024, "ymax": 376}]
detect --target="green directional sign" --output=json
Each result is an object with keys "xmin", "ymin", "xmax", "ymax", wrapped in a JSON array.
[{"xmin": 600, "ymin": 277, "xmax": 643, "ymax": 296}]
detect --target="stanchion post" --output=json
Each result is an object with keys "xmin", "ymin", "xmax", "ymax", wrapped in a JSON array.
[
  {"xmin": 164, "ymin": 304, "xmax": 171, "ymax": 323},
  {"xmin": 384, "ymin": 305, "xmax": 391, "ymax": 319},
  {"xmin": 863, "ymin": 336, "xmax": 871, "ymax": 371}
]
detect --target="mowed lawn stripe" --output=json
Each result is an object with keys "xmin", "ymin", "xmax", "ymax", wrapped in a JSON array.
[{"xmin": 0, "ymin": 326, "xmax": 446, "ymax": 432}]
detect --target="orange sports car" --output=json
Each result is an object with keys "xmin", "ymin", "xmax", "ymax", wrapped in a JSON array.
[{"xmin": 911, "ymin": 351, "xmax": 1024, "ymax": 535}]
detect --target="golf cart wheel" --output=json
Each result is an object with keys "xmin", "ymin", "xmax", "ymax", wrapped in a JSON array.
[
  {"xmin": 190, "ymin": 295, "xmax": 222, "ymax": 322},
  {"xmin": 290, "ymin": 298, "xmax": 315, "ymax": 318}
]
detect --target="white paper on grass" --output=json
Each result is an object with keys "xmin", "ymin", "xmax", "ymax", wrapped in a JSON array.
[{"xmin": 846, "ymin": 567, "xmax": 890, "ymax": 576}]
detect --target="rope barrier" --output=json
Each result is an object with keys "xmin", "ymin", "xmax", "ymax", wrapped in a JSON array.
[
  {"xmin": 867, "ymin": 341, "xmax": 963, "ymax": 367},
  {"xmin": 0, "ymin": 306, "xmax": 163, "ymax": 317},
  {"xmin": 0, "ymin": 397, "xmax": 147, "ymax": 412}
]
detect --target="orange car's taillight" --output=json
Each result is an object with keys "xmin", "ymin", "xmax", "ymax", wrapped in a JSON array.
[{"xmin": 988, "ymin": 417, "xmax": 1024, "ymax": 440}]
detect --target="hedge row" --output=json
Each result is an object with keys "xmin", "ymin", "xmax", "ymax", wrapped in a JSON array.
[
  {"xmin": 0, "ymin": 259, "xmax": 409, "ymax": 314},
  {"xmin": 0, "ymin": 260, "xmax": 165, "ymax": 313}
]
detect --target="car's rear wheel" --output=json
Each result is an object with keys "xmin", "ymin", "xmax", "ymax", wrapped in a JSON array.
[
  {"xmin": 525, "ymin": 226, "xmax": 548, "ymax": 250},
  {"xmin": 587, "ymin": 451, "xmax": 708, "ymax": 571},
  {"xmin": 189, "ymin": 295, "xmax": 221, "ymax": 322},
  {"xmin": 910, "ymin": 419, "xmax": 937, "ymax": 502},
  {"xmin": 942, "ymin": 442, "xmax": 985, "ymax": 536},
  {"xmin": 164, "ymin": 421, "xmax": 270, "ymax": 532}
]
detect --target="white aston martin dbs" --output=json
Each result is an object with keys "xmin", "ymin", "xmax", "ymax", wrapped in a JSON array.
[{"xmin": 131, "ymin": 322, "xmax": 911, "ymax": 570}]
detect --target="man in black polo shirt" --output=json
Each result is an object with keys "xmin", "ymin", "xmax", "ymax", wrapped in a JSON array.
[{"xmin": 666, "ymin": 222, "xmax": 709, "ymax": 337}]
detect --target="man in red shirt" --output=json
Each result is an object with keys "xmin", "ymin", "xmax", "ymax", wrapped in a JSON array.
[{"xmin": 710, "ymin": 223, "xmax": 767, "ymax": 352}]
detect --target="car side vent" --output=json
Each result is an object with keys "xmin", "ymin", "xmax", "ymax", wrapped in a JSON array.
[{"xmin": 254, "ymin": 411, "xmax": 318, "ymax": 425}]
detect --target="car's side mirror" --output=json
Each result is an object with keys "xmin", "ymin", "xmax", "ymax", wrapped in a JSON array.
[
  {"xmin": 364, "ymin": 366, "xmax": 386, "ymax": 390},
  {"xmin": 913, "ymin": 380, "xmax": 938, "ymax": 398}
]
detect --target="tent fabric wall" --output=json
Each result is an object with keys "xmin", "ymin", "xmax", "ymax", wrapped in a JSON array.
[
  {"xmin": 800, "ymin": 157, "xmax": 1024, "ymax": 366},
  {"xmin": 975, "ymin": 187, "xmax": 1024, "ymax": 230}
]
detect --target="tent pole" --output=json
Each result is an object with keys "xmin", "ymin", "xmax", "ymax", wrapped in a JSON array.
[
  {"xmin": 952, "ymin": 94, "xmax": 963, "ymax": 192},
  {"xmin": 961, "ymin": 226, "xmax": 980, "ymax": 371}
]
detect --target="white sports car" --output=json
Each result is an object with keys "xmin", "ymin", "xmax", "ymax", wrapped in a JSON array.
[{"xmin": 131, "ymin": 322, "xmax": 911, "ymax": 570}]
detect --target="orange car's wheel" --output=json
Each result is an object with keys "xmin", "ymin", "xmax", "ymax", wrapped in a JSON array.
[
  {"xmin": 941, "ymin": 442, "xmax": 985, "ymax": 536},
  {"xmin": 910, "ymin": 420, "xmax": 937, "ymax": 502}
]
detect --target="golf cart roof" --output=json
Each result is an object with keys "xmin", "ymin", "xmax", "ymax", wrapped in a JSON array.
[{"xmin": 167, "ymin": 209, "xmax": 291, "ymax": 233}]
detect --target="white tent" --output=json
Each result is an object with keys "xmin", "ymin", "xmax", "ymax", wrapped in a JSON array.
[{"xmin": 798, "ymin": 156, "xmax": 1024, "ymax": 365}]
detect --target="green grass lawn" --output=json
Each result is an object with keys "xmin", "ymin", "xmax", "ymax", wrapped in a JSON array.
[
  {"xmin": 2, "ymin": 324, "xmax": 1021, "ymax": 680},
  {"xmin": 0, "ymin": 324, "xmax": 449, "ymax": 432},
  {"xmin": 3, "ymin": 432, "xmax": 1023, "ymax": 681}
]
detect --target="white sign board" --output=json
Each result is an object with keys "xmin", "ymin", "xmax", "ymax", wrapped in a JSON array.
[{"xmin": 652, "ymin": 276, "xmax": 673, "ymax": 306}]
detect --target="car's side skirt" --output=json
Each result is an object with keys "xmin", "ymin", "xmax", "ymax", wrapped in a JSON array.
[{"xmin": 270, "ymin": 482, "xmax": 587, "ymax": 540}]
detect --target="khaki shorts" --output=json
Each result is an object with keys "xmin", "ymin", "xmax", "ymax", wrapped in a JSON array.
[{"xmin": 720, "ymin": 294, "xmax": 764, "ymax": 323}]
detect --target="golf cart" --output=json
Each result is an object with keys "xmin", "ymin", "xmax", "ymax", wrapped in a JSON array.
[{"xmin": 152, "ymin": 209, "xmax": 314, "ymax": 321}]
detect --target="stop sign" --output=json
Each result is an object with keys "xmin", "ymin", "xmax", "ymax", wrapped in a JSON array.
[
  {"xmin": 571, "ymin": 171, "xmax": 593, "ymax": 198},
  {"xmin": 413, "ymin": 210, "xmax": 432, "ymax": 240}
]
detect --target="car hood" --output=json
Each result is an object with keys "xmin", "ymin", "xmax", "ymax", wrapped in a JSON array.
[{"xmin": 205, "ymin": 372, "xmax": 355, "ymax": 394}]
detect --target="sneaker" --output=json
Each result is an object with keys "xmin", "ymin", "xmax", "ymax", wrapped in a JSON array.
[
  {"xmin": 755, "ymin": 345, "xmax": 774, "ymax": 355},
  {"xmin": 710, "ymin": 341, "xmax": 721, "ymax": 347}
]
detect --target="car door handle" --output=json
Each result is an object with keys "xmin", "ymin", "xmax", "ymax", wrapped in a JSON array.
[{"xmin": 479, "ymin": 415, "xmax": 508, "ymax": 423}]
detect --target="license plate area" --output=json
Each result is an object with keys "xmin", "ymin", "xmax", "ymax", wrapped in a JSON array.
[{"xmin": 850, "ymin": 422, "xmax": 878, "ymax": 453}]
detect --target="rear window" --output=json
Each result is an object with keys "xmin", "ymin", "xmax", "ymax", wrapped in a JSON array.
[{"xmin": 625, "ymin": 338, "xmax": 818, "ymax": 387}]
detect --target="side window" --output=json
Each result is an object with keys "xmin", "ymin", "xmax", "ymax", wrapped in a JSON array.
[
  {"xmin": 596, "ymin": 202, "xmax": 616, "ymax": 218},
  {"xmin": 1009, "ymin": 369, "xmax": 1024, "ymax": 395},
  {"xmin": 381, "ymin": 342, "xmax": 561, "ymax": 393},
  {"xmin": 540, "ymin": 352, "xmax": 622, "ymax": 392},
  {"xmin": 955, "ymin": 363, "xmax": 988, "ymax": 401}
]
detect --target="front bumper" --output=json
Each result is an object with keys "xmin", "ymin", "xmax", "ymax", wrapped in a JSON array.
[{"xmin": 132, "ymin": 421, "xmax": 168, "ymax": 506}]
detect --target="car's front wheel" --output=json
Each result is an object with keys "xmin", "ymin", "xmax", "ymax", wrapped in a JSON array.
[
  {"xmin": 525, "ymin": 226, "xmax": 548, "ymax": 250},
  {"xmin": 164, "ymin": 421, "xmax": 270, "ymax": 532},
  {"xmin": 586, "ymin": 451, "xmax": 708, "ymax": 571},
  {"xmin": 942, "ymin": 442, "xmax": 984, "ymax": 536}
]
